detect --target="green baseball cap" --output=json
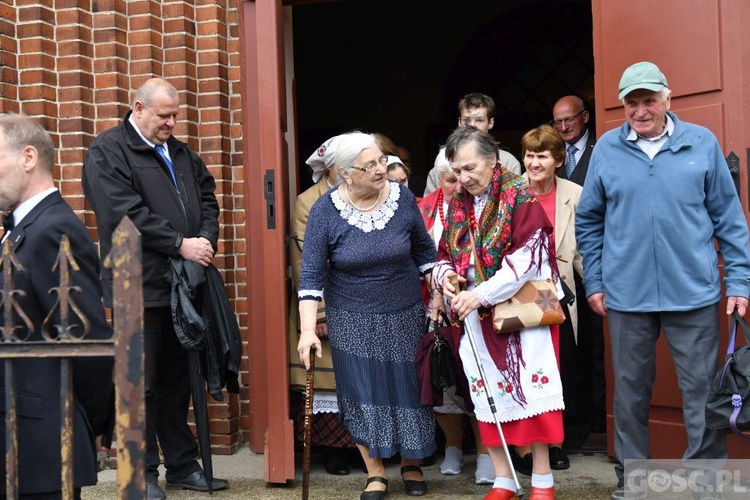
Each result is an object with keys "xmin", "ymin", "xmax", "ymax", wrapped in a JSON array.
[{"xmin": 618, "ymin": 61, "xmax": 668, "ymax": 100}]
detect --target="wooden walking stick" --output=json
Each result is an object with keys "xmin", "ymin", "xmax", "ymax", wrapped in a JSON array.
[{"xmin": 301, "ymin": 345, "xmax": 316, "ymax": 500}]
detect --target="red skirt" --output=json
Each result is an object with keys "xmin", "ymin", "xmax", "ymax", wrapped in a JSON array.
[{"xmin": 477, "ymin": 324, "xmax": 563, "ymax": 446}]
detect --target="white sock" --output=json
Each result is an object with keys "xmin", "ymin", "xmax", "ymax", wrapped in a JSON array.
[
  {"xmin": 475, "ymin": 453, "xmax": 496, "ymax": 484},
  {"xmin": 531, "ymin": 472, "xmax": 554, "ymax": 489},
  {"xmin": 440, "ymin": 446, "xmax": 463, "ymax": 475},
  {"xmin": 492, "ymin": 475, "xmax": 517, "ymax": 491}
]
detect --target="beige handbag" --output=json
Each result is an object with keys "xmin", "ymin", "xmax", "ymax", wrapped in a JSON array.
[{"xmin": 467, "ymin": 229, "xmax": 565, "ymax": 334}]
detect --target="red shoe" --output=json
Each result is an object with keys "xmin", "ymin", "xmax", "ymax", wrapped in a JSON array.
[
  {"xmin": 482, "ymin": 487, "xmax": 519, "ymax": 500},
  {"xmin": 529, "ymin": 486, "xmax": 555, "ymax": 499}
]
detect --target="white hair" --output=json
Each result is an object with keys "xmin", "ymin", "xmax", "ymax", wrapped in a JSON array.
[
  {"xmin": 334, "ymin": 132, "xmax": 377, "ymax": 174},
  {"xmin": 433, "ymin": 147, "xmax": 451, "ymax": 177}
]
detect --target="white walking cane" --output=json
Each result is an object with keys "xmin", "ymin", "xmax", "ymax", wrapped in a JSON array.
[
  {"xmin": 450, "ymin": 275, "xmax": 524, "ymax": 497},
  {"xmin": 462, "ymin": 316, "xmax": 525, "ymax": 497}
]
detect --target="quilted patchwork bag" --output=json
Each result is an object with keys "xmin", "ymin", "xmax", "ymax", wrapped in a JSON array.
[
  {"xmin": 492, "ymin": 278, "xmax": 566, "ymax": 334},
  {"xmin": 467, "ymin": 228, "xmax": 565, "ymax": 334}
]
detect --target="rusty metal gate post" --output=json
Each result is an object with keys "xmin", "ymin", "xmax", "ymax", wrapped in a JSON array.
[
  {"xmin": 105, "ymin": 217, "xmax": 146, "ymax": 499},
  {"xmin": 1, "ymin": 216, "xmax": 145, "ymax": 499}
]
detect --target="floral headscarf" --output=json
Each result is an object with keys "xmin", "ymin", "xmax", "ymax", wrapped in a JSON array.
[{"xmin": 442, "ymin": 165, "xmax": 555, "ymax": 282}]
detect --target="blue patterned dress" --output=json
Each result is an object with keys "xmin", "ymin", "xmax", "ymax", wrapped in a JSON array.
[{"xmin": 299, "ymin": 182, "xmax": 437, "ymax": 459}]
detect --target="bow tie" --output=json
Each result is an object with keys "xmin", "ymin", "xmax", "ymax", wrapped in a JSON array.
[{"xmin": 2, "ymin": 212, "xmax": 13, "ymax": 233}]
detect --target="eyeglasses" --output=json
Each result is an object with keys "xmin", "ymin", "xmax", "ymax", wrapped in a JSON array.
[
  {"xmin": 551, "ymin": 109, "xmax": 585, "ymax": 128},
  {"xmin": 350, "ymin": 155, "xmax": 388, "ymax": 173}
]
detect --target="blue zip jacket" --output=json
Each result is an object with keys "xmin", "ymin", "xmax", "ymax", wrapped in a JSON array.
[{"xmin": 576, "ymin": 111, "xmax": 750, "ymax": 312}]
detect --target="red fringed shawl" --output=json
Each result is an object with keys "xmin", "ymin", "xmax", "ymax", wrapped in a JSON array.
[{"xmin": 437, "ymin": 165, "xmax": 558, "ymax": 407}]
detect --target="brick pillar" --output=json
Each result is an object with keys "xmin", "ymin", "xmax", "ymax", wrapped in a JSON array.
[
  {"xmin": 0, "ymin": 0, "xmax": 19, "ymax": 113},
  {"xmin": 194, "ymin": 0, "xmax": 242, "ymax": 455},
  {"xmin": 56, "ymin": 3, "xmax": 95, "ymax": 212},
  {"xmin": 2, "ymin": 0, "xmax": 248, "ymax": 458}
]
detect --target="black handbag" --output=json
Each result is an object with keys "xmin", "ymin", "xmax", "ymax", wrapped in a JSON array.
[
  {"xmin": 705, "ymin": 310, "xmax": 750, "ymax": 440},
  {"xmin": 416, "ymin": 311, "xmax": 465, "ymax": 406},
  {"xmin": 429, "ymin": 311, "xmax": 457, "ymax": 391}
]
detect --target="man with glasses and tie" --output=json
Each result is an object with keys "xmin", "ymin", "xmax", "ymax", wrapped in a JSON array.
[
  {"xmin": 82, "ymin": 78, "xmax": 227, "ymax": 499},
  {"xmin": 552, "ymin": 95, "xmax": 595, "ymax": 186},
  {"xmin": 550, "ymin": 95, "xmax": 607, "ymax": 443}
]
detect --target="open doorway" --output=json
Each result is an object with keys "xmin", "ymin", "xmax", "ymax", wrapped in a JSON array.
[{"xmin": 286, "ymin": 0, "xmax": 600, "ymax": 460}]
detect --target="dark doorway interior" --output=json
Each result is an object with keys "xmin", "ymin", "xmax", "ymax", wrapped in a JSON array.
[
  {"xmin": 292, "ymin": 0, "xmax": 594, "ymax": 192},
  {"xmin": 290, "ymin": 0, "xmax": 600, "ymax": 452}
]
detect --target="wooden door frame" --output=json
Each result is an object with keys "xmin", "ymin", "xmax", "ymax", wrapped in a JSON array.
[{"xmin": 239, "ymin": 0, "xmax": 295, "ymax": 483}]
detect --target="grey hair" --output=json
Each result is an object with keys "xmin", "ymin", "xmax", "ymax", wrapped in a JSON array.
[
  {"xmin": 133, "ymin": 78, "xmax": 178, "ymax": 108},
  {"xmin": 0, "ymin": 114, "xmax": 54, "ymax": 174},
  {"xmin": 334, "ymin": 132, "xmax": 377, "ymax": 175},
  {"xmin": 433, "ymin": 147, "xmax": 452, "ymax": 177},
  {"xmin": 444, "ymin": 126, "xmax": 498, "ymax": 164}
]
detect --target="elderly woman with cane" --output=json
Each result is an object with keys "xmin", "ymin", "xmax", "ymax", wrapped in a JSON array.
[
  {"xmin": 431, "ymin": 126, "xmax": 565, "ymax": 500},
  {"xmin": 297, "ymin": 131, "xmax": 437, "ymax": 500}
]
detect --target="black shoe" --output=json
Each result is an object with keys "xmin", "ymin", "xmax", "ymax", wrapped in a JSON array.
[
  {"xmin": 549, "ymin": 446, "xmax": 570, "ymax": 470},
  {"xmin": 509, "ymin": 448, "xmax": 532, "ymax": 476},
  {"xmin": 323, "ymin": 448, "xmax": 350, "ymax": 475},
  {"xmin": 401, "ymin": 465, "xmax": 427, "ymax": 496},
  {"xmin": 146, "ymin": 480, "xmax": 166, "ymax": 500},
  {"xmin": 418, "ymin": 453, "xmax": 436, "ymax": 467},
  {"xmin": 166, "ymin": 469, "xmax": 229, "ymax": 492},
  {"xmin": 360, "ymin": 476, "xmax": 388, "ymax": 500}
]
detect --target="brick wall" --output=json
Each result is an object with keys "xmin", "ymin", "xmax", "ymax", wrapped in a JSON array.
[{"xmin": 0, "ymin": 0, "xmax": 248, "ymax": 455}]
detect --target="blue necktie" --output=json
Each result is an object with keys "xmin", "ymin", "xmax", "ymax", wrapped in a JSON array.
[
  {"xmin": 155, "ymin": 144, "xmax": 178, "ymax": 188},
  {"xmin": 565, "ymin": 144, "xmax": 578, "ymax": 178}
]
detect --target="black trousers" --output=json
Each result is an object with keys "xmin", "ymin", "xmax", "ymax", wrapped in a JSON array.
[
  {"xmin": 575, "ymin": 276, "xmax": 606, "ymax": 415},
  {"xmin": 144, "ymin": 307, "xmax": 200, "ymax": 481}
]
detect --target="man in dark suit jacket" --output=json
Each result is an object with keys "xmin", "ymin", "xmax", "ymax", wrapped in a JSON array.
[
  {"xmin": 552, "ymin": 95, "xmax": 606, "ymax": 435},
  {"xmin": 0, "ymin": 114, "xmax": 114, "ymax": 499},
  {"xmin": 553, "ymin": 95, "xmax": 596, "ymax": 185}
]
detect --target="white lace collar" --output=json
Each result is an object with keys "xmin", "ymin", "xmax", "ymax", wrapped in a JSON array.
[{"xmin": 331, "ymin": 182, "xmax": 400, "ymax": 232}]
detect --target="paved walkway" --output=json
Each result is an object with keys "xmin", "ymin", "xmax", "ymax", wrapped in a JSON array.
[{"xmin": 83, "ymin": 447, "xmax": 619, "ymax": 499}]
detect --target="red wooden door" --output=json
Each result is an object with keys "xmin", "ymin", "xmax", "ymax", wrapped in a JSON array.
[
  {"xmin": 239, "ymin": 0, "xmax": 295, "ymax": 483},
  {"xmin": 592, "ymin": 0, "xmax": 750, "ymax": 458}
]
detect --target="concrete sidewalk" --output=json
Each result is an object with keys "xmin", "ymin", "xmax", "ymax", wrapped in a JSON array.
[{"xmin": 82, "ymin": 447, "xmax": 619, "ymax": 499}]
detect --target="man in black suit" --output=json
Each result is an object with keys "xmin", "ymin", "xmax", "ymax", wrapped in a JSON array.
[
  {"xmin": 82, "ymin": 78, "xmax": 227, "ymax": 499},
  {"xmin": 0, "ymin": 114, "xmax": 114, "ymax": 499},
  {"xmin": 553, "ymin": 95, "xmax": 596, "ymax": 185},
  {"xmin": 552, "ymin": 95, "xmax": 606, "ymax": 435}
]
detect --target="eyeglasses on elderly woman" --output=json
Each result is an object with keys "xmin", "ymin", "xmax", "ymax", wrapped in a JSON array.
[{"xmin": 349, "ymin": 155, "xmax": 388, "ymax": 173}]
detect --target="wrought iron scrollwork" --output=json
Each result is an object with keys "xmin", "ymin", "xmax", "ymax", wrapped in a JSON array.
[{"xmin": 0, "ymin": 239, "xmax": 33, "ymax": 343}]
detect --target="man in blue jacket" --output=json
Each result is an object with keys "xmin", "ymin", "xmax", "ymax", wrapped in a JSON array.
[{"xmin": 576, "ymin": 61, "xmax": 750, "ymax": 500}]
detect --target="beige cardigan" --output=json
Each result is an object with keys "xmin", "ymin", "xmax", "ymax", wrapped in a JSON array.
[
  {"xmin": 288, "ymin": 176, "xmax": 337, "ymax": 390},
  {"xmin": 524, "ymin": 174, "xmax": 584, "ymax": 342}
]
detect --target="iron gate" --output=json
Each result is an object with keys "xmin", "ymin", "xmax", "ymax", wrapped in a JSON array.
[{"xmin": 1, "ymin": 217, "xmax": 146, "ymax": 499}]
